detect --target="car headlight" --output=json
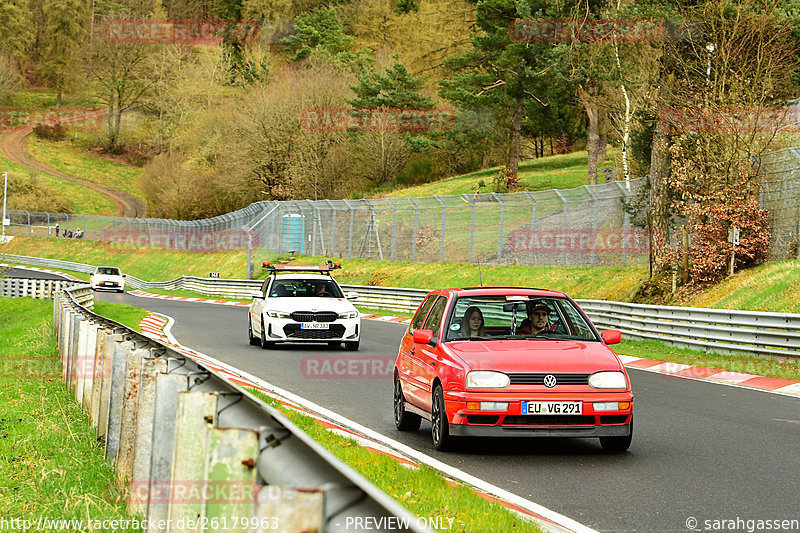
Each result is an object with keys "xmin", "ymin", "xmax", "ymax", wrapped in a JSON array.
[
  {"xmin": 589, "ymin": 371, "xmax": 628, "ymax": 389},
  {"xmin": 338, "ymin": 310, "xmax": 359, "ymax": 319},
  {"xmin": 266, "ymin": 310, "xmax": 291, "ymax": 318},
  {"xmin": 466, "ymin": 370, "xmax": 510, "ymax": 389}
]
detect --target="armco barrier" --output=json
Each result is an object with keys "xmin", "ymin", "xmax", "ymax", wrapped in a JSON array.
[
  {"xmin": 52, "ymin": 285, "xmax": 427, "ymax": 532},
  {"xmin": 8, "ymin": 253, "xmax": 800, "ymax": 357}
]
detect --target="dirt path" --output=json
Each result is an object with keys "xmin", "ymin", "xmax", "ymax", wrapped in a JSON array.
[{"xmin": 0, "ymin": 126, "xmax": 147, "ymax": 218}]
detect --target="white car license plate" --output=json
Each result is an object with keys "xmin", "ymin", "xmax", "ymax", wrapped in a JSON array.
[
  {"xmin": 521, "ymin": 401, "xmax": 582, "ymax": 415},
  {"xmin": 300, "ymin": 323, "xmax": 329, "ymax": 330}
]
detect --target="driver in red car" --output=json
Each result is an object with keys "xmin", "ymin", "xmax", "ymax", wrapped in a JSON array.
[{"xmin": 519, "ymin": 301, "xmax": 551, "ymax": 334}]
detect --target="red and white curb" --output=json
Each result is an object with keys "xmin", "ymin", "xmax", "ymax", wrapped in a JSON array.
[
  {"xmin": 128, "ymin": 289, "xmax": 251, "ymax": 306},
  {"xmin": 617, "ymin": 354, "xmax": 800, "ymax": 398},
  {"xmin": 2, "ymin": 263, "xmax": 83, "ymax": 282},
  {"xmin": 137, "ymin": 311, "xmax": 593, "ymax": 533}
]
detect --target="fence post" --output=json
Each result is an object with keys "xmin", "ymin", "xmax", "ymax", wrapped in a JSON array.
[
  {"xmin": 325, "ymin": 199, "xmax": 337, "ymax": 257},
  {"xmin": 492, "ymin": 193, "xmax": 505, "ymax": 261},
  {"xmin": 555, "ymin": 190, "xmax": 568, "ymax": 266},
  {"xmin": 524, "ymin": 192, "xmax": 536, "ymax": 265},
  {"xmin": 386, "ymin": 199, "xmax": 398, "ymax": 261},
  {"xmin": 344, "ymin": 200, "xmax": 355, "ymax": 258},
  {"xmin": 409, "ymin": 198, "xmax": 419, "ymax": 262},
  {"xmin": 435, "ymin": 195, "xmax": 446, "ymax": 263}
]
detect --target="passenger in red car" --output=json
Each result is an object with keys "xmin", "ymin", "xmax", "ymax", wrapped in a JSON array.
[
  {"xmin": 461, "ymin": 306, "xmax": 485, "ymax": 337},
  {"xmin": 519, "ymin": 302, "xmax": 550, "ymax": 334}
]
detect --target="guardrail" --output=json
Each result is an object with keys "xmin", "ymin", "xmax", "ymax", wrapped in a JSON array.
[
  {"xmin": 0, "ymin": 277, "xmax": 84, "ymax": 300},
  {"xmin": 52, "ymin": 284, "xmax": 426, "ymax": 532},
  {"xmin": 7, "ymin": 254, "xmax": 800, "ymax": 358}
]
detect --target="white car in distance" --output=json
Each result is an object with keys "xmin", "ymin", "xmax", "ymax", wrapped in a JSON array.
[
  {"xmin": 248, "ymin": 262, "xmax": 361, "ymax": 350},
  {"xmin": 90, "ymin": 266, "xmax": 126, "ymax": 293}
]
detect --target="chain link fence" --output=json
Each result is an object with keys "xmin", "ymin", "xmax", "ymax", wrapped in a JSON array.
[{"xmin": 3, "ymin": 147, "xmax": 800, "ymax": 267}]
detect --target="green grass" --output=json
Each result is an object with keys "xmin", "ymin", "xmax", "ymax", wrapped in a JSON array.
[
  {"xmin": 383, "ymin": 149, "xmax": 619, "ymax": 198},
  {"xmin": 27, "ymin": 136, "xmax": 145, "ymax": 201},
  {"xmin": 0, "ymin": 297, "xmax": 141, "ymax": 530},
  {"xmin": 252, "ymin": 392, "xmax": 544, "ymax": 533},
  {"xmin": 0, "ymin": 138, "xmax": 116, "ymax": 216},
  {"xmin": 92, "ymin": 301, "xmax": 148, "ymax": 333},
  {"xmin": 684, "ymin": 260, "xmax": 800, "ymax": 313},
  {"xmin": 2, "ymin": 88, "xmax": 96, "ymax": 110}
]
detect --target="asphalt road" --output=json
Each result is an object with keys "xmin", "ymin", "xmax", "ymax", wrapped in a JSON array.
[{"xmin": 83, "ymin": 289, "xmax": 800, "ymax": 533}]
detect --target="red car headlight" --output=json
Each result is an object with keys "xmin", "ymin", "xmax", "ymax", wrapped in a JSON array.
[{"xmin": 466, "ymin": 371, "xmax": 510, "ymax": 389}]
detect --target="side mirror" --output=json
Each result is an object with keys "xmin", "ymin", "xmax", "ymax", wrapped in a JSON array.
[
  {"xmin": 412, "ymin": 329, "xmax": 434, "ymax": 345},
  {"xmin": 346, "ymin": 291, "xmax": 359, "ymax": 301},
  {"xmin": 122, "ymin": 274, "xmax": 127, "ymax": 279},
  {"xmin": 601, "ymin": 329, "xmax": 621, "ymax": 345},
  {"xmin": 252, "ymin": 292, "xmax": 264, "ymax": 300}
]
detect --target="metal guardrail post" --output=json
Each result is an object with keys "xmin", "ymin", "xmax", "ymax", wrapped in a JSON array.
[
  {"xmin": 117, "ymin": 342, "xmax": 154, "ymax": 483},
  {"xmin": 105, "ymin": 338, "xmax": 133, "ymax": 464},
  {"xmin": 146, "ymin": 368, "xmax": 190, "ymax": 527},
  {"xmin": 130, "ymin": 356, "xmax": 168, "ymax": 516},
  {"xmin": 167, "ymin": 391, "xmax": 218, "ymax": 527}
]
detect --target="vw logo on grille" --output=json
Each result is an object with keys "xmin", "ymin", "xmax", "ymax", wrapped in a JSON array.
[{"xmin": 543, "ymin": 374, "xmax": 557, "ymax": 388}]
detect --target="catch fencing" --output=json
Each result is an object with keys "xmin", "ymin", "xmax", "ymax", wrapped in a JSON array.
[
  {"xmin": 5, "ymin": 146, "xmax": 800, "ymax": 265},
  {"xmin": 50, "ymin": 284, "xmax": 426, "ymax": 532},
  {"xmin": 4, "ymin": 180, "xmax": 649, "ymax": 268}
]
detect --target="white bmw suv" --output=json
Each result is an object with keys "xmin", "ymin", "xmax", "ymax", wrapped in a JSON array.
[
  {"xmin": 248, "ymin": 262, "xmax": 361, "ymax": 350},
  {"xmin": 90, "ymin": 266, "xmax": 126, "ymax": 293}
]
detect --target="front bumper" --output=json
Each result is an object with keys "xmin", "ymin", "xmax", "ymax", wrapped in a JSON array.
[
  {"xmin": 444, "ymin": 389, "xmax": 633, "ymax": 437},
  {"xmin": 264, "ymin": 317, "xmax": 360, "ymax": 342}
]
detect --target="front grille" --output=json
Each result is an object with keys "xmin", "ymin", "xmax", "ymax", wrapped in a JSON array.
[
  {"xmin": 508, "ymin": 373, "xmax": 590, "ymax": 386},
  {"xmin": 290, "ymin": 311, "xmax": 338, "ymax": 323},
  {"xmin": 466, "ymin": 415, "xmax": 500, "ymax": 425},
  {"xmin": 283, "ymin": 324, "xmax": 346, "ymax": 339},
  {"xmin": 600, "ymin": 415, "xmax": 629, "ymax": 424},
  {"xmin": 502, "ymin": 415, "xmax": 595, "ymax": 426}
]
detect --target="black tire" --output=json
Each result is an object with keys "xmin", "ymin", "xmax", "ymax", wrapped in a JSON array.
[
  {"xmin": 431, "ymin": 385, "xmax": 452, "ymax": 451},
  {"xmin": 394, "ymin": 378, "xmax": 421, "ymax": 431},
  {"xmin": 259, "ymin": 319, "xmax": 275, "ymax": 350},
  {"xmin": 599, "ymin": 418, "xmax": 633, "ymax": 453},
  {"xmin": 344, "ymin": 340, "xmax": 360, "ymax": 351},
  {"xmin": 117, "ymin": 289, "xmax": 124, "ymax": 293},
  {"xmin": 248, "ymin": 317, "xmax": 260, "ymax": 346}
]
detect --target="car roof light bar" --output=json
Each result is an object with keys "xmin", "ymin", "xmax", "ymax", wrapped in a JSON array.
[{"xmin": 262, "ymin": 260, "xmax": 342, "ymax": 273}]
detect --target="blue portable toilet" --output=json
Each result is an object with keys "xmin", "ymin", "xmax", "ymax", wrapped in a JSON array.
[{"xmin": 282, "ymin": 214, "xmax": 305, "ymax": 253}]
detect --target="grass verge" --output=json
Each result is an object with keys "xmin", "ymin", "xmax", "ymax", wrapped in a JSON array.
[
  {"xmin": 92, "ymin": 301, "xmax": 148, "ymax": 333},
  {"xmin": 251, "ymin": 392, "xmax": 543, "ymax": 533},
  {"xmin": 0, "ymin": 297, "xmax": 141, "ymax": 530}
]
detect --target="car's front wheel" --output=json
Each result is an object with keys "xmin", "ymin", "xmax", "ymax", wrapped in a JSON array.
[
  {"xmin": 259, "ymin": 318, "xmax": 275, "ymax": 350},
  {"xmin": 248, "ymin": 316, "xmax": 259, "ymax": 346},
  {"xmin": 394, "ymin": 378, "xmax": 421, "ymax": 431},
  {"xmin": 344, "ymin": 340, "xmax": 359, "ymax": 351},
  {"xmin": 431, "ymin": 385, "xmax": 452, "ymax": 451},
  {"xmin": 599, "ymin": 419, "xmax": 633, "ymax": 453}
]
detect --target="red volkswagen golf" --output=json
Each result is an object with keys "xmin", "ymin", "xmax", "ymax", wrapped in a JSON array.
[{"xmin": 393, "ymin": 287, "xmax": 633, "ymax": 452}]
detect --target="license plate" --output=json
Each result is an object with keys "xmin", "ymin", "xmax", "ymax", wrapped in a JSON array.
[
  {"xmin": 521, "ymin": 401, "xmax": 582, "ymax": 415},
  {"xmin": 300, "ymin": 323, "xmax": 329, "ymax": 330},
  {"xmin": 103, "ymin": 282, "xmax": 115, "ymax": 286}
]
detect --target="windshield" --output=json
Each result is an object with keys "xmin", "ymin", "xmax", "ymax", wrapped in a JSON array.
[
  {"xmin": 268, "ymin": 278, "xmax": 343, "ymax": 298},
  {"xmin": 444, "ymin": 295, "xmax": 597, "ymax": 342},
  {"xmin": 97, "ymin": 267, "xmax": 120, "ymax": 276}
]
